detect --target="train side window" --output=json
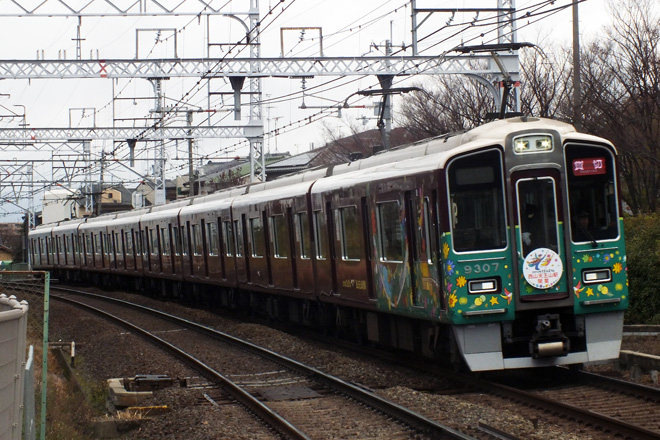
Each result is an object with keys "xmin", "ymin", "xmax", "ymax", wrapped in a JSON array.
[
  {"xmin": 249, "ymin": 217, "xmax": 265, "ymax": 258},
  {"xmin": 172, "ymin": 227, "xmax": 181, "ymax": 256},
  {"xmin": 206, "ymin": 221, "xmax": 219, "ymax": 256},
  {"xmin": 192, "ymin": 224, "xmax": 203, "ymax": 256},
  {"xmin": 233, "ymin": 220, "xmax": 243, "ymax": 257},
  {"xmin": 376, "ymin": 201, "xmax": 404, "ymax": 262},
  {"xmin": 296, "ymin": 212, "xmax": 311, "ymax": 259},
  {"xmin": 447, "ymin": 149, "xmax": 507, "ymax": 252},
  {"xmin": 419, "ymin": 198, "xmax": 433, "ymax": 264},
  {"xmin": 271, "ymin": 214, "xmax": 288, "ymax": 259},
  {"xmin": 181, "ymin": 225, "xmax": 189, "ymax": 256},
  {"xmin": 112, "ymin": 232, "xmax": 120, "ymax": 256},
  {"xmin": 124, "ymin": 230, "xmax": 134, "ymax": 255},
  {"xmin": 134, "ymin": 230, "xmax": 142, "ymax": 256},
  {"xmin": 313, "ymin": 211, "xmax": 326, "ymax": 260},
  {"xmin": 223, "ymin": 221, "xmax": 235, "ymax": 257},
  {"xmin": 94, "ymin": 234, "xmax": 101, "ymax": 255},
  {"xmin": 149, "ymin": 228, "xmax": 159, "ymax": 256},
  {"xmin": 105, "ymin": 233, "xmax": 112, "ymax": 256},
  {"xmin": 338, "ymin": 206, "xmax": 361, "ymax": 261},
  {"xmin": 141, "ymin": 230, "xmax": 147, "ymax": 256},
  {"xmin": 161, "ymin": 226, "xmax": 171, "ymax": 256}
]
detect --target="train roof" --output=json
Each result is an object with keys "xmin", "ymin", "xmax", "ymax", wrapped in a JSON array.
[{"xmin": 32, "ymin": 117, "xmax": 615, "ymax": 229}]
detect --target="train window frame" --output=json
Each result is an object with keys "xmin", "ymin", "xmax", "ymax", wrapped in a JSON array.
[
  {"xmin": 270, "ymin": 214, "xmax": 288, "ymax": 259},
  {"xmin": 446, "ymin": 148, "xmax": 508, "ymax": 254},
  {"xmin": 180, "ymin": 225, "xmax": 189, "ymax": 256},
  {"xmin": 124, "ymin": 230, "xmax": 134, "ymax": 255},
  {"xmin": 338, "ymin": 205, "xmax": 361, "ymax": 261},
  {"xmin": 233, "ymin": 220, "xmax": 244, "ymax": 257},
  {"xmin": 223, "ymin": 221, "xmax": 235, "ymax": 257},
  {"xmin": 172, "ymin": 226, "xmax": 181, "ymax": 256},
  {"xmin": 564, "ymin": 143, "xmax": 620, "ymax": 244},
  {"xmin": 191, "ymin": 224, "xmax": 203, "ymax": 256},
  {"xmin": 516, "ymin": 176, "xmax": 561, "ymax": 257},
  {"xmin": 94, "ymin": 233, "xmax": 101, "ymax": 256},
  {"xmin": 313, "ymin": 211, "xmax": 326, "ymax": 260},
  {"xmin": 249, "ymin": 217, "xmax": 265, "ymax": 258},
  {"xmin": 296, "ymin": 212, "xmax": 311, "ymax": 260},
  {"xmin": 149, "ymin": 228, "xmax": 159, "ymax": 256},
  {"xmin": 112, "ymin": 232, "xmax": 120, "ymax": 258},
  {"xmin": 206, "ymin": 221, "xmax": 219, "ymax": 256},
  {"xmin": 411, "ymin": 196, "xmax": 433, "ymax": 265},
  {"xmin": 104, "ymin": 233, "xmax": 112, "ymax": 256},
  {"xmin": 376, "ymin": 200, "xmax": 404, "ymax": 263},
  {"xmin": 161, "ymin": 226, "xmax": 171, "ymax": 256},
  {"xmin": 135, "ymin": 229, "xmax": 143, "ymax": 256}
]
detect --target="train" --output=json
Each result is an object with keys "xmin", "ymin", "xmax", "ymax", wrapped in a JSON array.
[{"xmin": 29, "ymin": 116, "xmax": 629, "ymax": 371}]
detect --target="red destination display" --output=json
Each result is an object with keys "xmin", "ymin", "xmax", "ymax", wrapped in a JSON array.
[{"xmin": 573, "ymin": 157, "xmax": 606, "ymax": 176}]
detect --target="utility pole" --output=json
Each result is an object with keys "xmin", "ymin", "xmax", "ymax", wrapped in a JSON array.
[{"xmin": 572, "ymin": 1, "xmax": 582, "ymax": 130}]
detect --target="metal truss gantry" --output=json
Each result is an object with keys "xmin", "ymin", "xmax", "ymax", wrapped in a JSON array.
[{"xmin": 0, "ymin": 0, "xmax": 521, "ymax": 216}]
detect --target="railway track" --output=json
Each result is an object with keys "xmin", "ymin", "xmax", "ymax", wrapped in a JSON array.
[
  {"xmin": 50, "ymin": 286, "xmax": 473, "ymax": 440},
  {"xmin": 301, "ymin": 322, "xmax": 660, "ymax": 440}
]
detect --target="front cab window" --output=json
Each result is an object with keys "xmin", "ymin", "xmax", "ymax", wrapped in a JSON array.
[
  {"xmin": 447, "ymin": 149, "xmax": 507, "ymax": 252},
  {"xmin": 565, "ymin": 144, "xmax": 619, "ymax": 243}
]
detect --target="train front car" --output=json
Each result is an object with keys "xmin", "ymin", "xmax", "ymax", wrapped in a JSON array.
[{"xmin": 445, "ymin": 118, "xmax": 628, "ymax": 371}]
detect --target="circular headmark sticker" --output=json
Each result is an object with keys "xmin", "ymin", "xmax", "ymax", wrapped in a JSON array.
[{"xmin": 522, "ymin": 248, "xmax": 563, "ymax": 289}]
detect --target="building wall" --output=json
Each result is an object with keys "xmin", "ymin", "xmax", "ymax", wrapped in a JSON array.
[{"xmin": 42, "ymin": 189, "xmax": 77, "ymax": 224}]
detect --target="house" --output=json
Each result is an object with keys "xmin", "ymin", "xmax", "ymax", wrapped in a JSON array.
[{"xmin": 133, "ymin": 180, "xmax": 177, "ymax": 207}]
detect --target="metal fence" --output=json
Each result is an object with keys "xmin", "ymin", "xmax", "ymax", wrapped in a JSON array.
[{"xmin": 0, "ymin": 272, "xmax": 48, "ymax": 440}]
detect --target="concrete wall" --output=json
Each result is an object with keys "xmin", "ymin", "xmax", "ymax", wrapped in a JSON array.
[{"xmin": 0, "ymin": 294, "xmax": 29, "ymax": 440}]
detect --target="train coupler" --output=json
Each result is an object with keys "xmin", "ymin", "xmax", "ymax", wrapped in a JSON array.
[{"xmin": 529, "ymin": 313, "xmax": 570, "ymax": 358}]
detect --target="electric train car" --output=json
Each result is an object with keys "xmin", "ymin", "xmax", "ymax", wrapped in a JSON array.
[{"xmin": 30, "ymin": 117, "xmax": 629, "ymax": 371}]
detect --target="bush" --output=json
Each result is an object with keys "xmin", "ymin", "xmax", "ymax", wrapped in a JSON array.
[{"xmin": 624, "ymin": 214, "xmax": 660, "ymax": 323}]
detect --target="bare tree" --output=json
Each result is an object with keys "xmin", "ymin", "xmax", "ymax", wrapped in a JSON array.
[
  {"xmin": 519, "ymin": 47, "xmax": 573, "ymax": 119},
  {"xmin": 580, "ymin": 0, "xmax": 660, "ymax": 213},
  {"xmin": 397, "ymin": 70, "xmax": 495, "ymax": 138}
]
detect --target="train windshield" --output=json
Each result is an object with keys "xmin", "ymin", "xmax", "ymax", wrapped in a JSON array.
[
  {"xmin": 447, "ymin": 149, "xmax": 507, "ymax": 252},
  {"xmin": 565, "ymin": 144, "xmax": 619, "ymax": 243},
  {"xmin": 516, "ymin": 177, "xmax": 560, "ymax": 257}
]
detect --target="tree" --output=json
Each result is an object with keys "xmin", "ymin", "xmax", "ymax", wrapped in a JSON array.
[
  {"xmin": 519, "ymin": 47, "xmax": 573, "ymax": 119},
  {"xmin": 396, "ymin": 64, "xmax": 496, "ymax": 138},
  {"xmin": 580, "ymin": 0, "xmax": 660, "ymax": 213}
]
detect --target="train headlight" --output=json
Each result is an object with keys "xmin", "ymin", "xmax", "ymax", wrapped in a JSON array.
[
  {"xmin": 582, "ymin": 269, "xmax": 612, "ymax": 284},
  {"xmin": 513, "ymin": 134, "xmax": 554, "ymax": 154},
  {"xmin": 468, "ymin": 278, "xmax": 499, "ymax": 294}
]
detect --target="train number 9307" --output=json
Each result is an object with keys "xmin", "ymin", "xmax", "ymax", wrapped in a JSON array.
[{"xmin": 463, "ymin": 262, "xmax": 499, "ymax": 275}]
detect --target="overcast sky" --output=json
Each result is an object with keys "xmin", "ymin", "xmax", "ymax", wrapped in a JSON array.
[{"xmin": 0, "ymin": 0, "xmax": 615, "ymax": 219}]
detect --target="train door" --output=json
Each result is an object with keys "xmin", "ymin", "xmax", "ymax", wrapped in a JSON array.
[{"xmin": 513, "ymin": 170, "xmax": 569, "ymax": 302}]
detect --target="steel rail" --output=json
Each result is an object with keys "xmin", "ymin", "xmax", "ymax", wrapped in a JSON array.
[
  {"xmin": 52, "ymin": 286, "xmax": 475, "ymax": 440},
  {"xmin": 51, "ymin": 292, "xmax": 311, "ymax": 440}
]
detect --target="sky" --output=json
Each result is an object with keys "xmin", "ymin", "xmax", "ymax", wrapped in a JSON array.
[{"xmin": 0, "ymin": 0, "xmax": 615, "ymax": 219}]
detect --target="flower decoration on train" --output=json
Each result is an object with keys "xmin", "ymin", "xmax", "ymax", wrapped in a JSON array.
[
  {"xmin": 612, "ymin": 262, "xmax": 622, "ymax": 274},
  {"xmin": 448, "ymin": 293, "xmax": 458, "ymax": 308},
  {"xmin": 456, "ymin": 276, "xmax": 466, "ymax": 288},
  {"xmin": 443, "ymin": 242, "xmax": 450, "ymax": 259},
  {"xmin": 446, "ymin": 260, "xmax": 455, "ymax": 276}
]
